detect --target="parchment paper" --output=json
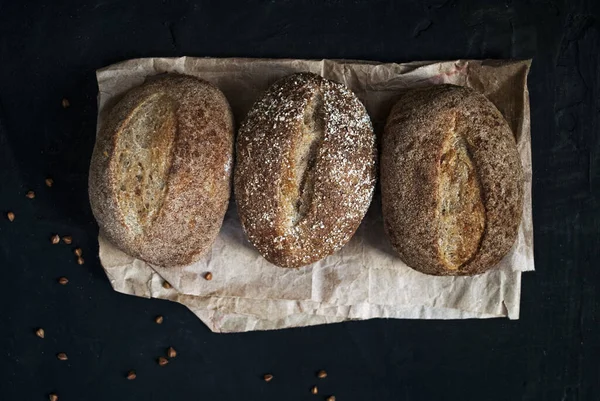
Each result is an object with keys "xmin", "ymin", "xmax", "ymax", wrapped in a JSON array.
[{"xmin": 96, "ymin": 57, "xmax": 534, "ymax": 333}]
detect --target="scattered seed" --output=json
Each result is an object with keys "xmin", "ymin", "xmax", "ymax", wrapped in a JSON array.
[
  {"xmin": 77, "ymin": 257, "xmax": 85, "ymax": 265},
  {"xmin": 58, "ymin": 277, "xmax": 69, "ymax": 285},
  {"xmin": 49, "ymin": 394, "xmax": 58, "ymax": 401},
  {"xmin": 51, "ymin": 234, "xmax": 60, "ymax": 244},
  {"xmin": 167, "ymin": 346, "xmax": 177, "ymax": 358},
  {"xmin": 7, "ymin": 212, "xmax": 15, "ymax": 222},
  {"xmin": 155, "ymin": 315, "xmax": 164, "ymax": 324},
  {"xmin": 263, "ymin": 374, "xmax": 273, "ymax": 382},
  {"xmin": 26, "ymin": 191, "xmax": 35, "ymax": 199},
  {"xmin": 317, "ymin": 370, "xmax": 327, "ymax": 379},
  {"xmin": 62, "ymin": 236, "xmax": 72, "ymax": 245},
  {"xmin": 326, "ymin": 396, "xmax": 336, "ymax": 401},
  {"xmin": 36, "ymin": 328, "xmax": 45, "ymax": 338},
  {"xmin": 158, "ymin": 357, "xmax": 169, "ymax": 366},
  {"xmin": 62, "ymin": 98, "xmax": 70, "ymax": 108},
  {"xmin": 162, "ymin": 281, "xmax": 172, "ymax": 289},
  {"xmin": 57, "ymin": 352, "xmax": 68, "ymax": 361},
  {"xmin": 45, "ymin": 178, "xmax": 54, "ymax": 187},
  {"xmin": 127, "ymin": 370, "xmax": 137, "ymax": 380},
  {"xmin": 74, "ymin": 248, "xmax": 82, "ymax": 257},
  {"xmin": 204, "ymin": 272, "xmax": 213, "ymax": 281},
  {"xmin": 311, "ymin": 385, "xmax": 318, "ymax": 394}
]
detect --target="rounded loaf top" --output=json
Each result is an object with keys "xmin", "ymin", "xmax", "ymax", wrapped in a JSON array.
[
  {"xmin": 381, "ymin": 84, "xmax": 524, "ymax": 276},
  {"xmin": 234, "ymin": 72, "xmax": 377, "ymax": 268},
  {"xmin": 89, "ymin": 74, "xmax": 234, "ymax": 267}
]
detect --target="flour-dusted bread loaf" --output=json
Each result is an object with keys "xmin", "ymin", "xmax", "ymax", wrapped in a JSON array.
[
  {"xmin": 235, "ymin": 73, "xmax": 377, "ymax": 268},
  {"xmin": 89, "ymin": 74, "xmax": 234, "ymax": 267},
  {"xmin": 381, "ymin": 84, "xmax": 524, "ymax": 276}
]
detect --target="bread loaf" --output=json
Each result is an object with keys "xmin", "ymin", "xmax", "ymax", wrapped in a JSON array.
[
  {"xmin": 89, "ymin": 74, "xmax": 234, "ymax": 267},
  {"xmin": 381, "ymin": 84, "xmax": 523, "ymax": 276},
  {"xmin": 235, "ymin": 73, "xmax": 376, "ymax": 268}
]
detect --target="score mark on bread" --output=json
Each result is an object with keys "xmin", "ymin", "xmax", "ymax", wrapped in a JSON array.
[
  {"xmin": 438, "ymin": 114, "xmax": 485, "ymax": 270},
  {"xmin": 114, "ymin": 94, "xmax": 176, "ymax": 235},
  {"xmin": 288, "ymin": 91, "xmax": 324, "ymax": 226}
]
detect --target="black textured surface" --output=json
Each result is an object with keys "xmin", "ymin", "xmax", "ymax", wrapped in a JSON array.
[{"xmin": 1, "ymin": 1, "xmax": 599, "ymax": 400}]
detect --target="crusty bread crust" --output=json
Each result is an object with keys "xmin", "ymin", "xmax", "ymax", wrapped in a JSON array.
[
  {"xmin": 235, "ymin": 73, "xmax": 377, "ymax": 268},
  {"xmin": 381, "ymin": 85, "xmax": 523, "ymax": 276},
  {"xmin": 89, "ymin": 74, "xmax": 234, "ymax": 267}
]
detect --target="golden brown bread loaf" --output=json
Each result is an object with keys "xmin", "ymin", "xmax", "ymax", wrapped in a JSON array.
[
  {"xmin": 89, "ymin": 74, "xmax": 234, "ymax": 267},
  {"xmin": 235, "ymin": 72, "xmax": 377, "ymax": 268},
  {"xmin": 381, "ymin": 84, "xmax": 523, "ymax": 276}
]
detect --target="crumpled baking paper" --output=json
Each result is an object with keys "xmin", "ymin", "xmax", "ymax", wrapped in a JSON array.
[{"xmin": 95, "ymin": 57, "xmax": 533, "ymax": 333}]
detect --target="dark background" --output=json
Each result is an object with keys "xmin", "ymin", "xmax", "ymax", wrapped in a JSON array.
[{"xmin": 1, "ymin": 0, "xmax": 599, "ymax": 400}]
